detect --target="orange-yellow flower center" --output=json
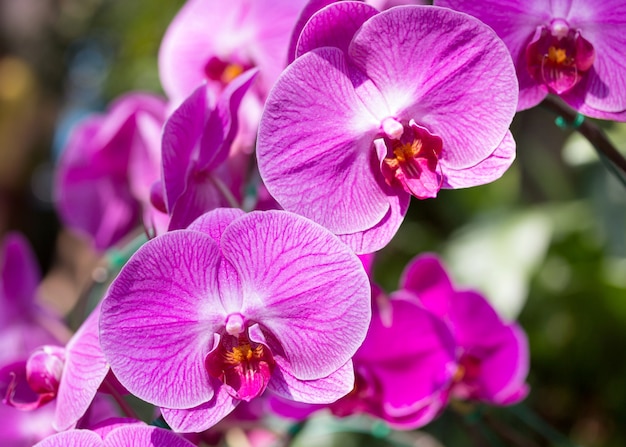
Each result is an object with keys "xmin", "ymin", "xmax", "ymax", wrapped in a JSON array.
[{"xmin": 547, "ymin": 46, "xmax": 569, "ymax": 65}]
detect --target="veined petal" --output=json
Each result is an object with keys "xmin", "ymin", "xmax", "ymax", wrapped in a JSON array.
[
  {"xmin": 349, "ymin": 6, "xmax": 518, "ymax": 168},
  {"xmin": 295, "ymin": 2, "xmax": 378, "ymax": 59},
  {"xmin": 269, "ymin": 357, "xmax": 355, "ymax": 404},
  {"xmin": 100, "ymin": 231, "xmax": 225, "ymax": 409},
  {"xmin": 435, "ymin": 0, "xmax": 551, "ymax": 110},
  {"xmin": 257, "ymin": 47, "xmax": 390, "ymax": 236},
  {"xmin": 562, "ymin": 0, "xmax": 626, "ymax": 114},
  {"xmin": 188, "ymin": 208, "xmax": 246, "ymax": 244},
  {"xmin": 441, "ymin": 131, "xmax": 516, "ymax": 189},
  {"xmin": 287, "ymin": 0, "xmax": 341, "ymax": 63},
  {"xmin": 161, "ymin": 384, "xmax": 239, "ymax": 433},
  {"xmin": 54, "ymin": 305, "xmax": 109, "ymax": 431},
  {"xmin": 220, "ymin": 211, "xmax": 371, "ymax": 380},
  {"xmin": 33, "ymin": 430, "xmax": 103, "ymax": 447},
  {"xmin": 338, "ymin": 190, "xmax": 409, "ymax": 254},
  {"xmin": 105, "ymin": 425, "xmax": 197, "ymax": 446}
]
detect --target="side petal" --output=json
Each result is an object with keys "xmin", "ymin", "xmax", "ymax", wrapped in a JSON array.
[
  {"xmin": 162, "ymin": 84, "xmax": 208, "ymax": 213},
  {"xmin": 33, "ymin": 430, "xmax": 103, "ymax": 447},
  {"xmin": 399, "ymin": 253, "xmax": 454, "ymax": 318},
  {"xmin": 54, "ymin": 305, "xmax": 109, "ymax": 431},
  {"xmin": 441, "ymin": 131, "xmax": 516, "ymax": 189},
  {"xmin": 257, "ymin": 47, "xmax": 391, "ymax": 237},
  {"xmin": 161, "ymin": 384, "xmax": 239, "ymax": 433},
  {"xmin": 100, "ymin": 231, "xmax": 225, "ymax": 409},
  {"xmin": 269, "ymin": 359, "xmax": 355, "ymax": 404},
  {"xmin": 349, "ymin": 6, "xmax": 518, "ymax": 168},
  {"xmin": 167, "ymin": 174, "xmax": 226, "ymax": 231},
  {"xmin": 105, "ymin": 425, "xmax": 197, "ymax": 446},
  {"xmin": 221, "ymin": 211, "xmax": 371, "ymax": 380}
]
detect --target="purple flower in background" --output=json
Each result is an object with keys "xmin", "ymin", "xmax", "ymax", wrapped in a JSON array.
[
  {"xmin": 55, "ymin": 93, "xmax": 167, "ymax": 251},
  {"xmin": 33, "ymin": 420, "xmax": 196, "ymax": 447},
  {"xmin": 100, "ymin": 208, "xmax": 371, "ymax": 432},
  {"xmin": 400, "ymin": 254, "xmax": 529, "ymax": 405},
  {"xmin": 257, "ymin": 4, "xmax": 518, "ymax": 253},
  {"xmin": 0, "ymin": 233, "xmax": 65, "ymax": 365},
  {"xmin": 1, "ymin": 305, "xmax": 112, "ymax": 431},
  {"xmin": 159, "ymin": 0, "xmax": 307, "ymax": 105},
  {"xmin": 329, "ymin": 286, "xmax": 457, "ymax": 428},
  {"xmin": 435, "ymin": 0, "xmax": 626, "ymax": 120},
  {"xmin": 152, "ymin": 70, "xmax": 257, "ymax": 230}
]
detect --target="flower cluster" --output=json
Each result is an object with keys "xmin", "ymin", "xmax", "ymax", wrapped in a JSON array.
[{"xmin": 5, "ymin": 0, "xmax": 626, "ymax": 445}]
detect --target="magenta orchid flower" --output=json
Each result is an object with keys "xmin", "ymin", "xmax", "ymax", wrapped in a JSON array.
[
  {"xmin": 328, "ymin": 286, "xmax": 457, "ymax": 428},
  {"xmin": 400, "ymin": 254, "xmax": 530, "ymax": 405},
  {"xmin": 33, "ymin": 420, "xmax": 196, "ymax": 447},
  {"xmin": 257, "ymin": 3, "xmax": 518, "ymax": 253},
  {"xmin": 159, "ymin": 0, "xmax": 307, "ymax": 106},
  {"xmin": 435, "ymin": 0, "xmax": 626, "ymax": 120},
  {"xmin": 1, "ymin": 305, "xmax": 112, "ymax": 431},
  {"xmin": 100, "ymin": 208, "xmax": 371, "ymax": 433},
  {"xmin": 55, "ymin": 93, "xmax": 167, "ymax": 251},
  {"xmin": 152, "ymin": 69, "xmax": 257, "ymax": 230}
]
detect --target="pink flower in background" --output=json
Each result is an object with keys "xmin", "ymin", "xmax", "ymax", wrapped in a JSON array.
[
  {"xmin": 1, "ymin": 305, "xmax": 112, "ymax": 430},
  {"xmin": 400, "ymin": 254, "xmax": 529, "ymax": 405},
  {"xmin": 100, "ymin": 209, "xmax": 371, "ymax": 432},
  {"xmin": 257, "ymin": 4, "xmax": 518, "ymax": 253},
  {"xmin": 55, "ymin": 93, "xmax": 167, "ymax": 251},
  {"xmin": 435, "ymin": 0, "xmax": 626, "ymax": 120},
  {"xmin": 152, "ymin": 70, "xmax": 257, "ymax": 230}
]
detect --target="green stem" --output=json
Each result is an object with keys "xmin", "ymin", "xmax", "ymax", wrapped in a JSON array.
[{"xmin": 507, "ymin": 404, "xmax": 580, "ymax": 447}]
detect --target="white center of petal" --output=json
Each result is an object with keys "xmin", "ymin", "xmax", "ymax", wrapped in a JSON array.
[
  {"xmin": 225, "ymin": 313, "xmax": 245, "ymax": 336},
  {"xmin": 381, "ymin": 117, "xmax": 404, "ymax": 140}
]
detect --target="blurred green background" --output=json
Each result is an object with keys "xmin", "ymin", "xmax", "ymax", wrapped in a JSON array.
[{"xmin": 1, "ymin": 0, "xmax": 625, "ymax": 446}]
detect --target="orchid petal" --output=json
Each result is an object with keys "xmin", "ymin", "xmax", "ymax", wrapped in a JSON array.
[
  {"xmin": 161, "ymin": 385, "xmax": 239, "ymax": 433},
  {"xmin": 187, "ymin": 207, "xmax": 246, "ymax": 243},
  {"xmin": 441, "ymin": 131, "xmax": 516, "ymax": 189},
  {"xmin": 349, "ymin": 6, "xmax": 518, "ymax": 168},
  {"xmin": 257, "ymin": 47, "xmax": 390, "ymax": 236},
  {"xmin": 220, "ymin": 211, "xmax": 371, "ymax": 380},
  {"xmin": 162, "ymin": 84, "xmax": 208, "ymax": 213},
  {"xmin": 54, "ymin": 305, "xmax": 109, "ymax": 431},
  {"xmin": 399, "ymin": 254, "xmax": 454, "ymax": 318},
  {"xmin": 105, "ymin": 425, "xmax": 197, "ymax": 446},
  {"xmin": 295, "ymin": 2, "xmax": 378, "ymax": 59},
  {"xmin": 100, "ymin": 231, "xmax": 225, "ymax": 409},
  {"xmin": 33, "ymin": 430, "xmax": 103, "ymax": 447}
]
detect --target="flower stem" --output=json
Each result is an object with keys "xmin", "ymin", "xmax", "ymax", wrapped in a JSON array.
[{"xmin": 540, "ymin": 96, "xmax": 626, "ymax": 178}]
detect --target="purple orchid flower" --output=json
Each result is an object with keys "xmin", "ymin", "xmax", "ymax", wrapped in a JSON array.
[
  {"xmin": 55, "ymin": 93, "xmax": 167, "ymax": 251},
  {"xmin": 400, "ymin": 254, "xmax": 530, "ymax": 405},
  {"xmin": 1, "ymin": 305, "xmax": 112, "ymax": 431},
  {"xmin": 152, "ymin": 69, "xmax": 258, "ymax": 230},
  {"xmin": 100, "ymin": 208, "xmax": 371, "ymax": 433},
  {"xmin": 435, "ymin": 0, "xmax": 626, "ymax": 120},
  {"xmin": 327, "ymin": 286, "xmax": 457, "ymax": 428},
  {"xmin": 159, "ymin": 0, "xmax": 307, "ymax": 106},
  {"xmin": 33, "ymin": 420, "xmax": 196, "ymax": 447},
  {"xmin": 257, "ymin": 3, "xmax": 518, "ymax": 253}
]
